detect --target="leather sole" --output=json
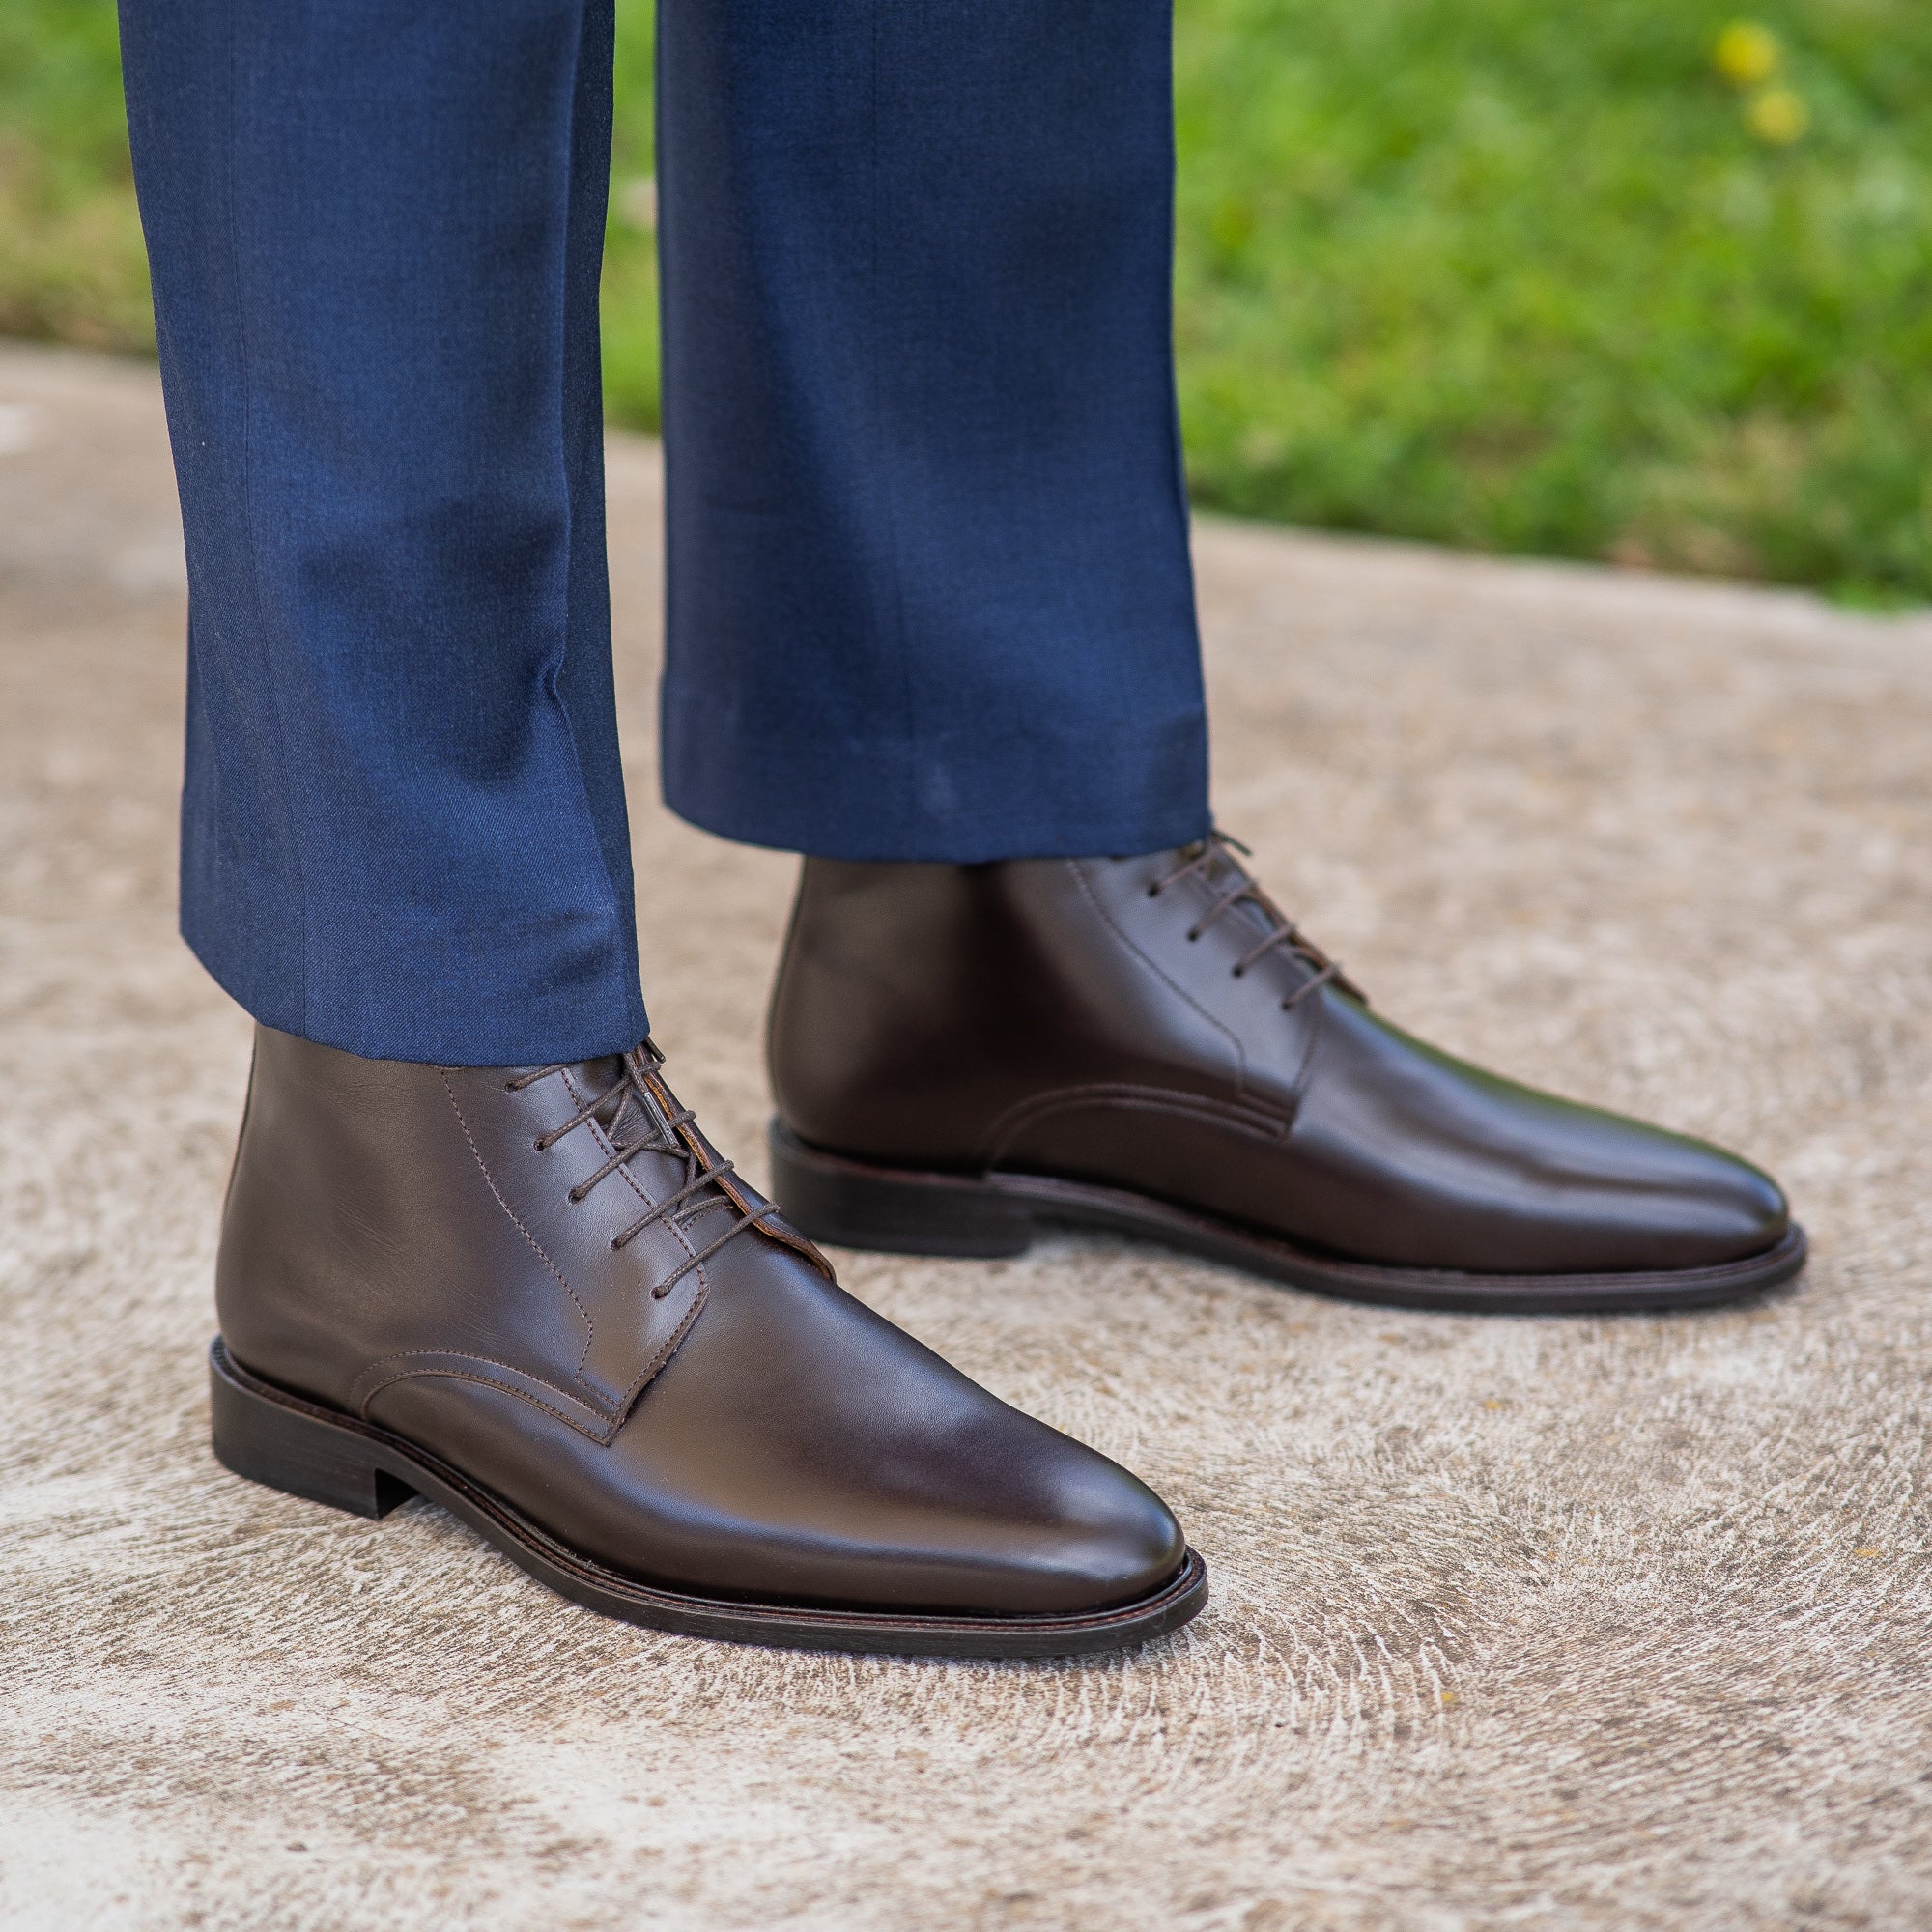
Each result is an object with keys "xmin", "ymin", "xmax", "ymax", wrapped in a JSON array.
[
  {"xmin": 207, "ymin": 1338, "xmax": 1208, "ymax": 1659},
  {"xmin": 768, "ymin": 1122, "xmax": 1810, "ymax": 1315}
]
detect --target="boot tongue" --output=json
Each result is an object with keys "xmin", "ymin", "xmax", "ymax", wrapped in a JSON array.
[
  {"xmin": 575, "ymin": 1055, "xmax": 657, "ymax": 1150},
  {"xmin": 585, "ymin": 1052, "xmax": 696, "ymax": 1175},
  {"xmin": 1201, "ymin": 844, "xmax": 1281, "ymax": 946}
]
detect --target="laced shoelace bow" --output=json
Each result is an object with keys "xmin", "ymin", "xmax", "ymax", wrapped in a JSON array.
[
  {"xmin": 1147, "ymin": 831, "xmax": 1363, "ymax": 1011},
  {"xmin": 506, "ymin": 1042, "xmax": 779, "ymax": 1300}
]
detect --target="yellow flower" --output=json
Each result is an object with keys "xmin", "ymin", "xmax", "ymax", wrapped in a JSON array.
[
  {"xmin": 1747, "ymin": 87, "xmax": 1809, "ymax": 145},
  {"xmin": 1714, "ymin": 21, "xmax": 1781, "ymax": 88}
]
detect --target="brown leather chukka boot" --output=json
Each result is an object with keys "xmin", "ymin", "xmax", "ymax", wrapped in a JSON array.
[
  {"xmin": 209, "ymin": 1026, "xmax": 1205, "ymax": 1656},
  {"xmin": 766, "ymin": 835, "xmax": 1804, "ymax": 1315}
]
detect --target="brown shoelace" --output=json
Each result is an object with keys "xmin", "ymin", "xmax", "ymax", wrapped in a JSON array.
[
  {"xmin": 507, "ymin": 1043, "xmax": 778, "ymax": 1298},
  {"xmin": 1148, "ymin": 831, "xmax": 1361, "ymax": 1010}
]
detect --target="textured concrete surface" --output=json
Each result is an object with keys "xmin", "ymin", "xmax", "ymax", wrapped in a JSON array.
[{"xmin": 3, "ymin": 338, "xmax": 1931, "ymax": 1930}]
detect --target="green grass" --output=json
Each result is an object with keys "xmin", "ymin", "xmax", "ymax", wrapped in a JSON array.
[
  {"xmin": 601, "ymin": 3, "xmax": 662, "ymax": 432},
  {"xmin": 8, "ymin": 0, "xmax": 1932, "ymax": 602},
  {"xmin": 0, "ymin": 0, "xmax": 151, "ymax": 348},
  {"xmin": 1172, "ymin": 0, "xmax": 1932, "ymax": 604}
]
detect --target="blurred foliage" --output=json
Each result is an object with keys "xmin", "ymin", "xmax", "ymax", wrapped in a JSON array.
[
  {"xmin": 602, "ymin": 1, "xmax": 663, "ymax": 433},
  {"xmin": 0, "ymin": 0, "xmax": 151, "ymax": 348},
  {"xmin": 7, "ymin": 0, "xmax": 1932, "ymax": 602},
  {"xmin": 1171, "ymin": 0, "xmax": 1932, "ymax": 604}
]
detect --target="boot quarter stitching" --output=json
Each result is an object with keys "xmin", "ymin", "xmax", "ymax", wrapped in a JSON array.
[
  {"xmin": 984, "ymin": 1082, "xmax": 1294, "ymax": 1166},
  {"xmin": 1066, "ymin": 859, "xmax": 1252, "ymax": 1094},
  {"xmin": 440, "ymin": 1070, "xmax": 600, "ymax": 1387},
  {"xmin": 355, "ymin": 1358, "xmax": 619, "ymax": 1443}
]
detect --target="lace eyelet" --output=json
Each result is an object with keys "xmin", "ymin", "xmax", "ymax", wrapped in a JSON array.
[
  {"xmin": 531, "ymin": 1137, "xmax": 548, "ymax": 1152},
  {"xmin": 567, "ymin": 1186, "xmax": 585, "ymax": 1204},
  {"xmin": 1231, "ymin": 966, "xmax": 1244, "ymax": 979}
]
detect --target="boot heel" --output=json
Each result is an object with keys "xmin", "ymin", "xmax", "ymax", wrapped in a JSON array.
[
  {"xmin": 209, "ymin": 1339, "xmax": 412, "ymax": 1520},
  {"xmin": 768, "ymin": 1121, "xmax": 1035, "ymax": 1259}
]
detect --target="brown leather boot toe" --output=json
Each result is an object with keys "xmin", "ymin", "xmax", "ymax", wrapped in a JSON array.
[
  {"xmin": 765, "ymin": 836, "xmax": 1806, "ymax": 1315},
  {"xmin": 209, "ymin": 1027, "xmax": 1204, "ymax": 1655}
]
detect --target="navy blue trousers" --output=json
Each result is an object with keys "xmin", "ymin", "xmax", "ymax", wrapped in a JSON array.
[{"xmin": 119, "ymin": 0, "xmax": 1209, "ymax": 1065}]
